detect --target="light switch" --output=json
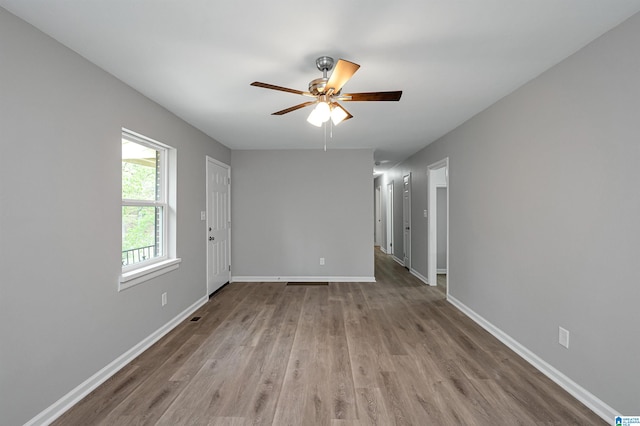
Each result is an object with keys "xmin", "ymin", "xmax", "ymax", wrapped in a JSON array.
[{"xmin": 424, "ymin": 210, "xmax": 427, "ymax": 218}]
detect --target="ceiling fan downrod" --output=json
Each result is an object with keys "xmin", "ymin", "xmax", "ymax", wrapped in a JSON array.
[{"xmin": 315, "ymin": 56, "xmax": 334, "ymax": 78}]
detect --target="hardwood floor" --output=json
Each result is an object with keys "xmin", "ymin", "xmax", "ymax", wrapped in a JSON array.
[
  {"xmin": 53, "ymin": 249, "xmax": 604, "ymax": 425},
  {"xmin": 436, "ymin": 273, "xmax": 447, "ymax": 296}
]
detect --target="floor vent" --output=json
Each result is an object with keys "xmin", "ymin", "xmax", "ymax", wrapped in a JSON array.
[
  {"xmin": 286, "ymin": 282, "xmax": 329, "ymax": 286},
  {"xmin": 190, "ymin": 316, "xmax": 201, "ymax": 322}
]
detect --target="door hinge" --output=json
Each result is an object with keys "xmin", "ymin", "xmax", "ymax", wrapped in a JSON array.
[{"xmin": 228, "ymin": 264, "xmax": 231, "ymax": 271}]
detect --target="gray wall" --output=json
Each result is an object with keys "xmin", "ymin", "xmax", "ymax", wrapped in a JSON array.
[
  {"xmin": 0, "ymin": 9, "xmax": 230, "ymax": 425},
  {"xmin": 231, "ymin": 149, "xmax": 374, "ymax": 280},
  {"xmin": 384, "ymin": 12, "xmax": 640, "ymax": 414}
]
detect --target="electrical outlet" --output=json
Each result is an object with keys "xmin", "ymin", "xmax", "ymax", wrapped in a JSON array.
[
  {"xmin": 319, "ymin": 257, "xmax": 325, "ymax": 266},
  {"xmin": 162, "ymin": 292, "xmax": 167, "ymax": 306},
  {"xmin": 200, "ymin": 211, "xmax": 206, "ymax": 221},
  {"xmin": 559, "ymin": 326, "xmax": 569, "ymax": 348}
]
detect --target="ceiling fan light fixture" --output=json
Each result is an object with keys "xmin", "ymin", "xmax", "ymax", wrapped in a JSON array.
[
  {"xmin": 315, "ymin": 101, "xmax": 331, "ymax": 122},
  {"xmin": 306, "ymin": 107, "xmax": 324, "ymax": 127},
  {"xmin": 330, "ymin": 104, "xmax": 348, "ymax": 126},
  {"xmin": 307, "ymin": 101, "xmax": 331, "ymax": 127}
]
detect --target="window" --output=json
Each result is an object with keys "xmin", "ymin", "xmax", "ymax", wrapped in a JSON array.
[{"xmin": 120, "ymin": 129, "xmax": 180, "ymax": 290}]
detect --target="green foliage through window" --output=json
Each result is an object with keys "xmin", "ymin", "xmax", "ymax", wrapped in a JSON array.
[{"xmin": 122, "ymin": 136, "xmax": 164, "ymax": 266}]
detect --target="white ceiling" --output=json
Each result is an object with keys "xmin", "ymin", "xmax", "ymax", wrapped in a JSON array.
[{"xmin": 2, "ymin": 1, "xmax": 640, "ymax": 172}]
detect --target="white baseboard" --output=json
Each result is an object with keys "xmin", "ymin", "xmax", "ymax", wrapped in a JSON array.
[
  {"xmin": 231, "ymin": 276, "xmax": 376, "ymax": 283},
  {"xmin": 25, "ymin": 295, "xmax": 209, "ymax": 426},
  {"xmin": 409, "ymin": 269, "xmax": 431, "ymax": 286},
  {"xmin": 392, "ymin": 256, "xmax": 404, "ymax": 266},
  {"xmin": 380, "ymin": 247, "xmax": 387, "ymax": 254},
  {"xmin": 447, "ymin": 295, "xmax": 616, "ymax": 423},
  {"xmin": 437, "ymin": 268, "xmax": 447, "ymax": 274}
]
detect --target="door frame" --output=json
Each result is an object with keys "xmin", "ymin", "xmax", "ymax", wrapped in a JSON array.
[
  {"xmin": 427, "ymin": 158, "xmax": 449, "ymax": 292},
  {"xmin": 386, "ymin": 182, "xmax": 394, "ymax": 255},
  {"xmin": 206, "ymin": 156, "xmax": 231, "ymax": 296},
  {"xmin": 375, "ymin": 185, "xmax": 382, "ymax": 247},
  {"xmin": 403, "ymin": 173, "xmax": 411, "ymax": 269}
]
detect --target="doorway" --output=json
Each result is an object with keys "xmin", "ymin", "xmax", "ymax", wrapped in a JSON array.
[
  {"xmin": 427, "ymin": 159, "xmax": 449, "ymax": 295},
  {"xmin": 403, "ymin": 173, "xmax": 411, "ymax": 269},
  {"xmin": 206, "ymin": 157, "xmax": 231, "ymax": 296}
]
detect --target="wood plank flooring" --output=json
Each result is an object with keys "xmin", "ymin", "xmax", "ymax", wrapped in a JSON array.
[{"xmin": 53, "ymin": 249, "xmax": 605, "ymax": 425}]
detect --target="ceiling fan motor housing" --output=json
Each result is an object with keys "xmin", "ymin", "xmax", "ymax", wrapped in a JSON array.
[
  {"xmin": 315, "ymin": 56, "xmax": 334, "ymax": 73},
  {"xmin": 309, "ymin": 78, "xmax": 328, "ymax": 95}
]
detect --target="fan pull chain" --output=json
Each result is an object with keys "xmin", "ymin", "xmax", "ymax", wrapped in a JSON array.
[
  {"xmin": 323, "ymin": 122, "xmax": 327, "ymax": 151},
  {"xmin": 322, "ymin": 119, "xmax": 335, "ymax": 152}
]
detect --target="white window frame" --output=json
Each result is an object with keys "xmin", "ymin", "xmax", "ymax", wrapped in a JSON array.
[{"xmin": 119, "ymin": 128, "xmax": 180, "ymax": 291}]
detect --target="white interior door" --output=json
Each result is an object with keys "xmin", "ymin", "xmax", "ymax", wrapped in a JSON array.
[
  {"xmin": 403, "ymin": 174, "xmax": 411, "ymax": 268},
  {"xmin": 206, "ymin": 157, "xmax": 231, "ymax": 295}
]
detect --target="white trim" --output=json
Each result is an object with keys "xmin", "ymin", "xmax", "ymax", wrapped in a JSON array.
[
  {"xmin": 231, "ymin": 276, "xmax": 376, "ymax": 283},
  {"xmin": 386, "ymin": 181, "xmax": 394, "ymax": 255},
  {"xmin": 24, "ymin": 295, "xmax": 208, "ymax": 426},
  {"xmin": 392, "ymin": 255, "xmax": 404, "ymax": 266},
  {"xmin": 122, "ymin": 127, "xmax": 172, "ymax": 150},
  {"xmin": 410, "ymin": 269, "xmax": 429, "ymax": 285},
  {"xmin": 375, "ymin": 185, "xmax": 382, "ymax": 247},
  {"xmin": 437, "ymin": 268, "xmax": 447, "ymax": 274},
  {"xmin": 118, "ymin": 258, "xmax": 182, "ymax": 291},
  {"xmin": 427, "ymin": 158, "xmax": 449, "ymax": 288},
  {"xmin": 402, "ymin": 173, "xmax": 412, "ymax": 268},
  {"xmin": 447, "ymin": 295, "xmax": 615, "ymax": 423},
  {"xmin": 380, "ymin": 247, "xmax": 387, "ymax": 254}
]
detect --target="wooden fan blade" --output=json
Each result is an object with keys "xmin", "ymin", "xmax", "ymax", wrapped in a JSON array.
[
  {"xmin": 251, "ymin": 81, "xmax": 307, "ymax": 96},
  {"xmin": 325, "ymin": 59, "xmax": 360, "ymax": 94},
  {"xmin": 272, "ymin": 101, "xmax": 316, "ymax": 115},
  {"xmin": 342, "ymin": 91, "xmax": 403, "ymax": 102}
]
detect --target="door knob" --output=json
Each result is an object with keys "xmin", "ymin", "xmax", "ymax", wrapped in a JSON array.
[{"xmin": 209, "ymin": 236, "xmax": 215, "ymax": 241}]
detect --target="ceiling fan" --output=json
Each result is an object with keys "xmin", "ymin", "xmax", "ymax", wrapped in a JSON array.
[{"xmin": 251, "ymin": 56, "xmax": 402, "ymax": 127}]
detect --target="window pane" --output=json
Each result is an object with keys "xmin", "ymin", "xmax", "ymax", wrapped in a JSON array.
[
  {"xmin": 122, "ymin": 206, "xmax": 163, "ymax": 266},
  {"xmin": 122, "ymin": 139, "xmax": 159, "ymax": 201}
]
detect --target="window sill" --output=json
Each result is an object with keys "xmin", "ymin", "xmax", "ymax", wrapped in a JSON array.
[{"xmin": 119, "ymin": 258, "xmax": 182, "ymax": 291}]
